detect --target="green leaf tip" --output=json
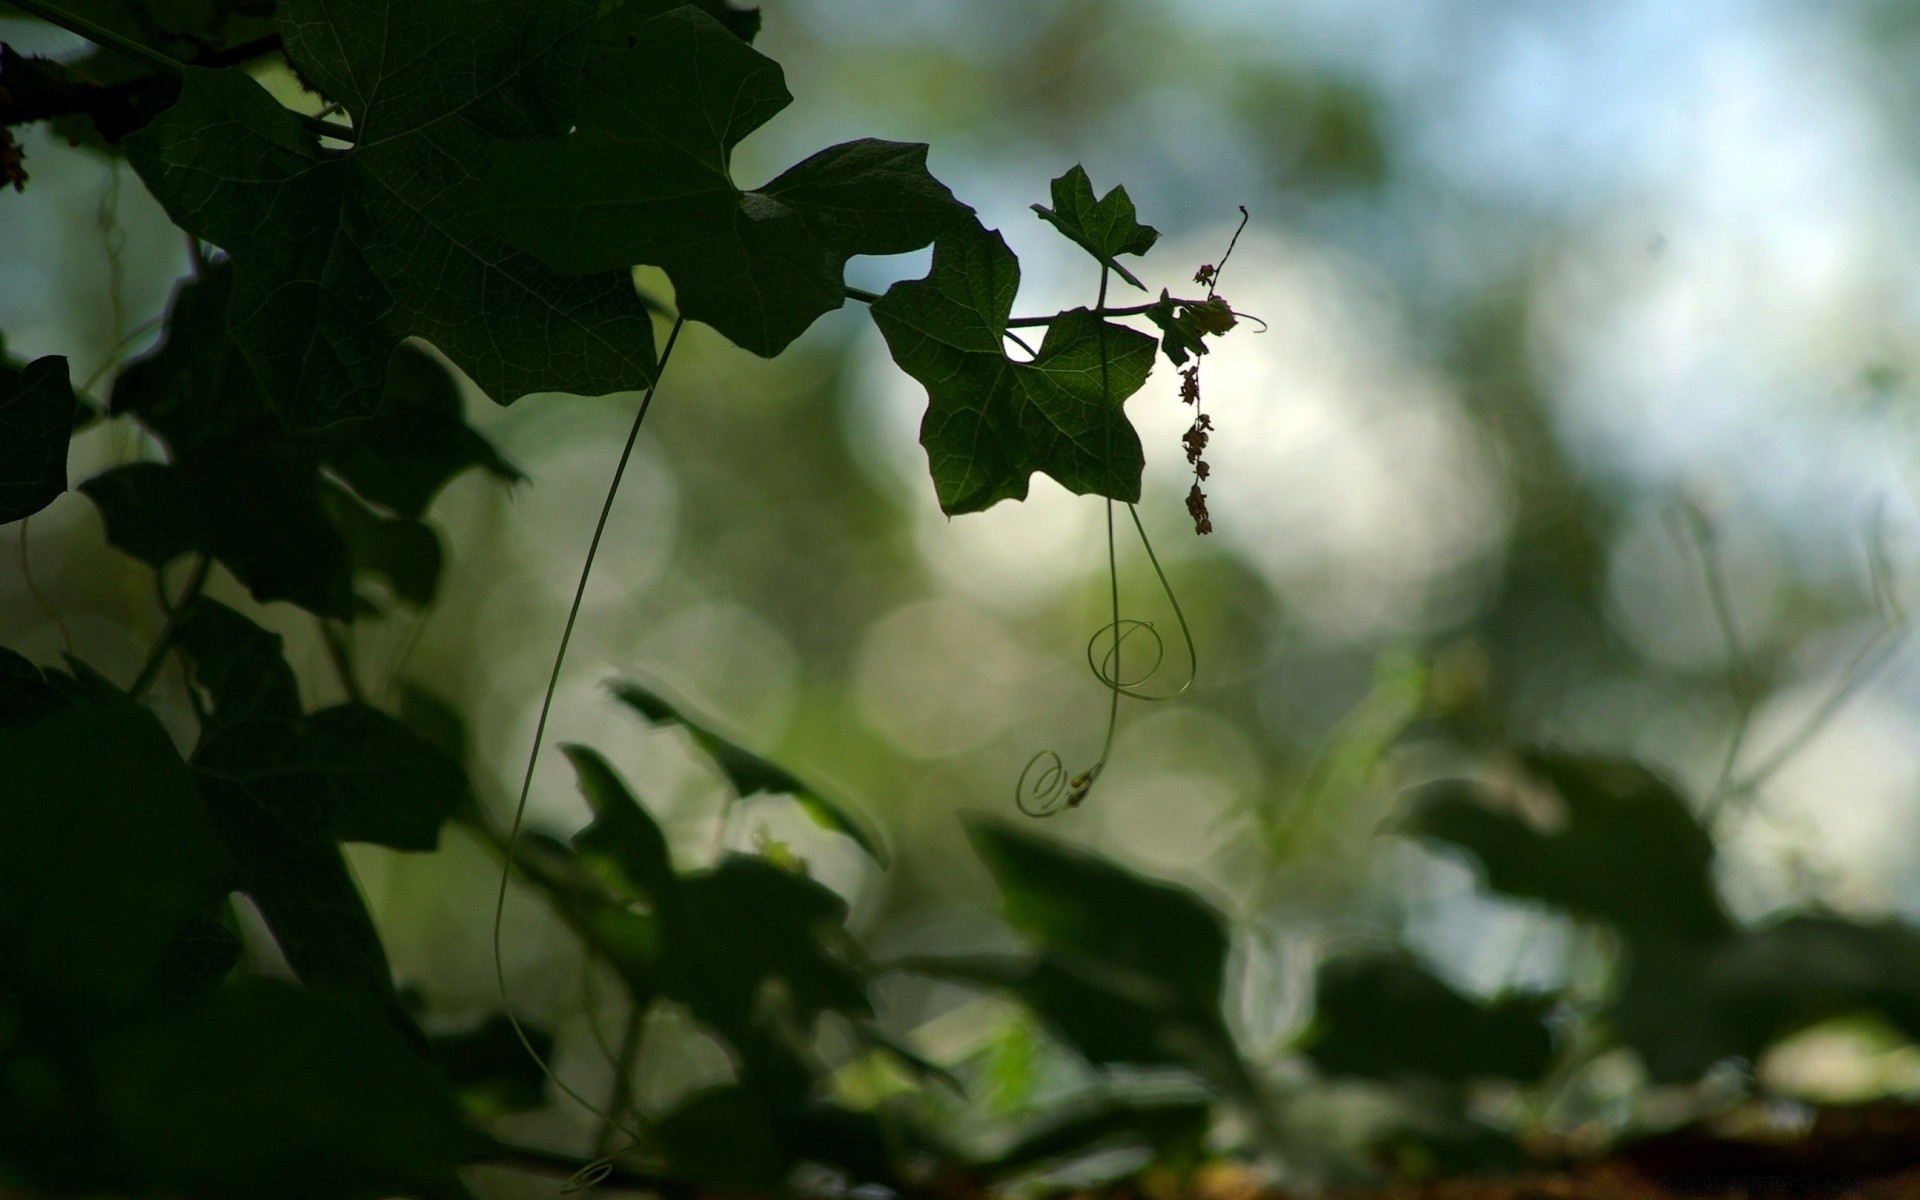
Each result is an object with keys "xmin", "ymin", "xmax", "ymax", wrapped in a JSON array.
[{"xmin": 1032, "ymin": 164, "xmax": 1161, "ymax": 291}]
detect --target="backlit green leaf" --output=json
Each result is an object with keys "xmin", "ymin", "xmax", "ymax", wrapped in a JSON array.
[
  {"xmin": 1031, "ymin": 165, "xmax": 1160, "ymax": 290},
  {"xmin": 124, "ymin": 5, "xmax": 657, "ymax": 427},
  {"xmin": 477, "ymin": 6, "xmax": 969, "ymax": 356},
  {"xmin": 871, "ymin": 219, "xmax": 1155, "ymax": 514}
]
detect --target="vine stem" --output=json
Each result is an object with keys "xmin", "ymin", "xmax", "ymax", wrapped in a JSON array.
[
  {"xmin": 129, "ymin": 553, "xmax": 210, "ymax": 699},
  {"xmin": 843, "ymin": 285, "xmax": 1213, "ymax": 328},
  {"xmin": 491, "ymin": 316, "xmax": 686, "ymax": 1148},
  {"xmin": 8, "ymin": 0, "xmax": 355, "ymax": 142}
]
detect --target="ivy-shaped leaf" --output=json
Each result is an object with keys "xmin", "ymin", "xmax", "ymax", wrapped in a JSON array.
[
  {"xmin": 1032, "ymin": 164, "xmax": 1160, "ymax": 290},
  {"xmin": 0, "ymin": 354, "xmax": 78, "ymax": 523},
  {"xmin": 477, "ymin": 6, "xmax": 971, "ymax": 356},
  {"xmin": 871, "ymin": 218, "xmax": 1156, "ymax": 514},
  {"xmin": 610, "ymin": 679, "xmax": 885, "ymax": 864},
  {"xmin": 123, "ymin": 0, "xmax": 658, "ymax": 428}
]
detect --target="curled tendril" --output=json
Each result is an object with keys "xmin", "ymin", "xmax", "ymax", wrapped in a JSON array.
[
  {"xmin": 562, "ymin": 1161, "xmax": 617, "ymax": 1193},
  {"xmin": 1014, "ymin": 502, "xmax": 1197, "ymax": 818},
  {"xmin": 1016, "ymin": 751, "xmax": 1101, "ymax": 818}
]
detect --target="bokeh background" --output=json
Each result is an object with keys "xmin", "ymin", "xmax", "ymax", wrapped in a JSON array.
[{"xmin": 11, "ymin": 0, "xmax": 1920, "ymax": 1181}]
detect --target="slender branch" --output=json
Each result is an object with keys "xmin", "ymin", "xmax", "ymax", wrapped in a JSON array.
[
  {"xmin": 4, "ymin": 0, "xmax": 354, "ymax": 142},
  {"xmin": 129, "ymin": 554, "xmax": 210, "ymax": 698}
]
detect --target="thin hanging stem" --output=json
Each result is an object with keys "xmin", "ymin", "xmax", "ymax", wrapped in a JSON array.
[{"xmin": 492, "ymin": 316, "xmax": 685, "ymax": 1151}]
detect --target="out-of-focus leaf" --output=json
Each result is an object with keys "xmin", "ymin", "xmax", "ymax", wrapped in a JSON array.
[
  {"xmin": 397, "ymin": 681, "xmax": 469, "ymax": 768},
  {"xmin": 0, "ymin": 355, "xmax": 77, "ymax": 523},
  {"xmin": 83, "ymin": 450, "xmax": 356, "ymax": 618},
  {"xmin": 477, "ymin": 7, "xmax": 969, "ymax": 357},
  {"xmin": 1619, "ymin": 915, "xmax": 1920, "ymax": 1084},
  {"xmin": 319, "ymin": 481, "xmax": 443, "ymax": 608},
  {"xmin": 669, "ymin": 856, "xmax": 872, "ymax": 1042},
  {"xmin": 95, "ymin": 978, "xmax": 481, "ymax": 1200},
  {"xmin": 173, "ymin": 598, "xmax": 302, "ymax": 729},
  {"xmin": 1304, "ymin": 952, "xmax": 1556, "ymax": 1085},
  {"xmin": 0, "ymin": 644, "xmax": 75, "ymax": 727},
  {"xmin": 110, "ymin": 261, "xmax": 271, "ymax": 456},
  {"xmin": 924, "ymin": 823, "xmax": 1254, "ymax": 1107},
  {"xmin": 125, "ymin": 6, "xmax": 659, "ymax": 427},
  {"xmin": 969, "ymin": 821, "xmax": 1227, "ymax": 1020},
  {"xmin": 199, "ymin": 778, "xmax": 417, "ymax": 1046},
  {"xmin": 654, "ymin": 1085, "xmax": 792, "ymax": 1190},
  {"xmin": 0, "ymin": 682, "xmax": 229, "ymax": 1014},
  {"xmin": 79, "ymin": 462, "xmax": 208, "ymax": 568},
  {"xmin": 610, "ymin": 679, "xmax": 885, "ymax": 864},
  {"xmin": 871, "ymin": 218, "xmax": 1155, "ymax": 515},
  {"xmin": 980, "ymin": 1095, "xmax": 1211, "ymax": 1178},
  {"xmin": 319, "ymin": 344, "xmax": 521, "ymax": 521},
  {"xmin": 563, "ymin": 742, "xmax": 677, "ymax": 901},
  {"xmin": 1031, "ymin": 165, "xmax": 1160, "ymax": 290},
  {"xmin": 1402, "ymin": 750, "xmax": 1732, "ymax": 945},
  {"xmin": 179, "ymin": 601, "xmax": 469, "ymax": 850},
  {"xmin": 428, "ymin": 1014, "xmax": 552, "ymax": 1117}
]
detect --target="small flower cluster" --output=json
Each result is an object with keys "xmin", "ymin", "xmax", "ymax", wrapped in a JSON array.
[{"xmin": 1180, "ymin": 361, "xmax": 1213, "ymax": 535}]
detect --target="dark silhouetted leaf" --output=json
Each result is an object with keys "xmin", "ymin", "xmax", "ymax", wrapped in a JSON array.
[
  {"xmin": 0, "ymin": 681, "xmax": 229, "ymax": 1015},
  {"xmin": 919, "ymin": 824, "xmax": 1254, "ymax": 1106},
  {"xmin": 610, "ymin": 679, "xmax": 885, "ymax": 864},
  {"xmin": 871, "ymin": 219, "xmax": 1155, "ymax": 515},
  {"xmin": 1305, "ymin": 951, "xmax": 1555, "ymax": 1085},
  {"xmin": 0, "ymin": 354, "xmax": 78, "ymax": 523},
  {"xmin": 1618, "ymin": 916, "xmax": 1920, "ymax": 1084},
  {"xmin": 564, "ymin": 742, "xmax": 677, "ymax": 901},
  {"xmin": 428, "ymin": 1014, "xmax": 552, "ymax": 1117},
  {"xmin": 478, "ymin": 7, "xmax": 969, "ymax": 357},
  {"xmin": 125, "ymin": 8, "xmax": 657, "ymax": 428},
  {"xmin": 95, "ymin": 979, "xmax": 480, "ymax": 1199},
  {"xmin": 321, "ymin": 480, "xmax": 444, "ymax": 608},
  {"xmin": 1402, "ymin": 750, "xmax": 1732, "ymax": 946},
  {"xmin": 319, "ymin": 343, "xmax": 521, "ymax": 521},
  {"xmin": 1031, "ymin": 165, "xmax": 1160, "ymax": 290},
  {"xmin": 669, "ymin": 856, "xmax": 872, "ymax": 1043},
  {"xmin": 654, "ymin": 1085, "xmax": 792, "ymax": 1190}
]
